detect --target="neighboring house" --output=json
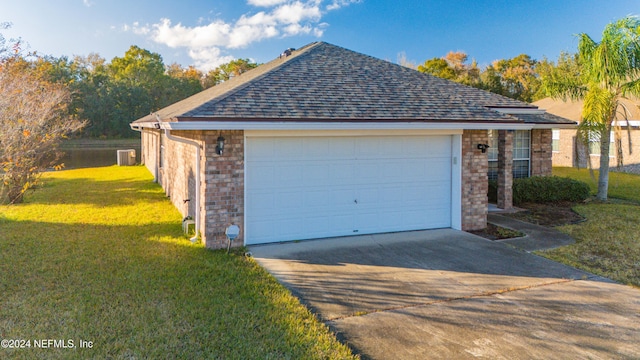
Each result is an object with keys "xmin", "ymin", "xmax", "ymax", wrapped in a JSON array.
[
  {"xmin": 130, "ymin": 42, "xmax": 575, "ymax": 249},
  {"xmin": 534, "ymin": 97, "xmax": 640, "ymax": 168}
]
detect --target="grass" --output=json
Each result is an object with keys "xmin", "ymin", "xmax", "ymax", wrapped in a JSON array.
[
  {"xmin": 0, "ymin": 166, "xmax": 357, "ymax": 359},
  {"xmin": 553, "ymin": 166, "xmax": 640, "ymax": 202},
  {"xmin": 537, "ymin": 167, "xmax": 640, "ymax": 287}
]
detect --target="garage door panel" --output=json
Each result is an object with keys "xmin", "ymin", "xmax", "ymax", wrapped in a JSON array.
[
  {"xmin": 246, "ymin": 135, "xmax": 453, "ymax": 244},
  {"xmin": 275, "ymin": 138, "xmax": 304, "ymax": 158},
  {"xmin": 249, "ymin": 165, "xmax": 276, "ymax": 189}
]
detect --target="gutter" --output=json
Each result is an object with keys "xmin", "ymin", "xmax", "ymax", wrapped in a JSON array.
[{"xmin": 156, "ymin": 117, "xmax": 201, "ymax": 243}]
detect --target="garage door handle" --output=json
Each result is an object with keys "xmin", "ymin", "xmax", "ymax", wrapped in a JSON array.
[{"xmin": 354, "ymin": 199, "xmax": 358, "ymax": 204}]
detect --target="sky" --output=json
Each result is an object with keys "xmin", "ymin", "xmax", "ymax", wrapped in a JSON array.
[{"xmin": 1, "ymin": 0, "xmax": 639, "ymax": 71}]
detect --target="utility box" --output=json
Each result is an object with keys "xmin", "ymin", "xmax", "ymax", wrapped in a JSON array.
[{"xmin": 117, "ymin": 149, "xmax": 136, "ymax": 166}]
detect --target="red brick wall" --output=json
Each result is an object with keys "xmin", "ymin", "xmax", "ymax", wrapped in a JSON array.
[{"xmin": 461, "ymin": 130, "xmax": 489, "ymax": 231}]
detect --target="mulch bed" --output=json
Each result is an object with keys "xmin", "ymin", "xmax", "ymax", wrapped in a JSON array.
[
  {"xmin": 503, "ymin": 201, "xmax": 585, "ymax": 227},
  {"xmin": 470, "ymin": 202, "xmax": 585, "ymax": 240}
]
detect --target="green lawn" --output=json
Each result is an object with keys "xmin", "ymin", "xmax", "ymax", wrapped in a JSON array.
[
  {"xmin": 541, "ymin": 167, "xmax": 640, "ymax": 287},
  {"xmin": 0, "ymin": 166, "xmax": 357, "ymax": 359},
  {"xmin": 553, "ymin": 166, "xmax": 640, "ymax": 203}
]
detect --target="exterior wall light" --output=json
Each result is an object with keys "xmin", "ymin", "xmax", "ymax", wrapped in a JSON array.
[
  {"xmin": 477, "ymin": 144, "xmax": 490, "ymax": 153},
  {"xmin": 216, "ymin": 136, "xmax": 225, "ymax": 155}
]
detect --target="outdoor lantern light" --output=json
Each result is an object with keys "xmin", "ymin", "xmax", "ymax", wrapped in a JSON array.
[
  {"xmin": 477, "ymin": 143, "xmax": 490, "ymax": 153},
  {"xmin": 225, "ymin": 224, "xmax": 240, "ymax": 254},
  {"xmin": 216, "ymin": 136, "xmax": 225, "ymax": 155}
]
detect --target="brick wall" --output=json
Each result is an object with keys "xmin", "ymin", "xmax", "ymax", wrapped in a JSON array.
[
  {"xmin": 140, "ymin": 129, "xmax": 246, "ymax": 249},
  {"xmin": 497, "ymin": 130, "xmax": 513, "ymax": 210},
  {"xmin": 145, "ymin": 128, "xmax": 503, "ymax": 244},
  {"xmin": 552, "ymin": 129, "xmax": 576, "ymax": 167},
  {"xmin": 141, "ymin": 129, "xmax": 159, "ymax": 181},
  {"xmin": 160, "ymin": 130, "xmax": 201, "ymax": 221},
  {"xmin": 530, "ymin": 129, "xmax": 552, "ymax": 176},
  {"xmin": 461, "ymin": 130, "xmax": 488, "ymax": 231},
  {"xmin": 202, "ymin": 130, "xmax": 245, "ymax": 249},
  {"xmin": 554, "ymin": 128, "xmax": 640, "ymax": 168}
]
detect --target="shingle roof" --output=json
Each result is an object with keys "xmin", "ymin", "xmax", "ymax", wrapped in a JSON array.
[{"xmin": 133, "ymin": 42, "xmax": 574, "ymax": 126}]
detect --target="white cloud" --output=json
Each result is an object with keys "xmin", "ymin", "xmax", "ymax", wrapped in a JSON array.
[
  {"xmin": 326, "ymin": 0, "xmax": 361, "ymax": 11},
  {"xmin": 127, "ymin": 0, "xmax": 359, "ymax": 70},
  {"xmin": 188, "ymin": 47, "xmax": 236, "ymax": 71},
  {"xmin": 248, "ymin": 0, "xmax": 288, "ymax": 6},
  {"xmin": 283, "ymin": 23, "xmax": 312, "ymax": 36},
  {"xmin": 273, "ymin": 1, "xmax": 322, "ymax": 24},
  {"xmin": 83, "ymin": 0, "xmax": 94, "ymax": 7}
]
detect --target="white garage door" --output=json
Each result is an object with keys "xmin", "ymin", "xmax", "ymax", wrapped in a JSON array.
[{"xmin": 245, "ymin": 135, "xmax": 452, "ymax": 245}]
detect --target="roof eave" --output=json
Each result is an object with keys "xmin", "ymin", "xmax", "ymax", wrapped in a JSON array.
[{"xmin": 160, "ymin": 120, "xmax": 538, "ymax": 131}]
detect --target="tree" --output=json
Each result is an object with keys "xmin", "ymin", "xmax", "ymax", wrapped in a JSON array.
[
  {"xmin": 483, "ymin": 54, "xmax": 540, "ymax": 102},
  {"xmin": 0, "ymin": 57, "xmax": 85, "ymax": 204},
  {"xmin": 417, "ymin": 51, "xmax": 481, "ymax": 87},
  {"xmin": 417, "ymin": 57, "xmax": 456, "ymax": 80},
  {"xmin": 541, "ymin": 16, "xmax": 640, "ymax": 200},
  {"xmin": 202, "ymin": 58, "xmax": 258, "ymax": 88},
  {"xmin": 166, "ymin": 63, "xmax": 204, "ymax": 102}
]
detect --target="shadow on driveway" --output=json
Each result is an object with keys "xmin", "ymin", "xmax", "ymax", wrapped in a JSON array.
[{"xmin": 250, "ymin": 229, "xmax": 640, "ymax": 359}]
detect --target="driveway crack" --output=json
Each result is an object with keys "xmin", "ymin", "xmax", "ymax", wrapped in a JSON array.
[{"xmin": 327, "ymin": 278, "xmax": 576, "ymax": 321}]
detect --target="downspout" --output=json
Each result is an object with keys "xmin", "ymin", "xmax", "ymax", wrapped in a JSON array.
[{"xmin": 162, "ymin": 125, "xmax": 201, "ymax": 243}]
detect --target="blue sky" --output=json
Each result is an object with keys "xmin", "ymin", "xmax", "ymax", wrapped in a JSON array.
[{"xmin": 1, "ymin": 0, "xmax": 638, "ymax": 71}]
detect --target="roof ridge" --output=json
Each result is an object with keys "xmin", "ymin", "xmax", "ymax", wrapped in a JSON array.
[
  {"xmin": 132, "ymin": 41, "xmax": 574, "ymax": 127},
  {"xmin": 189, "ymin": 42, "xmax": 323, "ymax": 111},
  {"xmin": 142, "ymin": 42, "xmax": 323, "ymax": 123}
]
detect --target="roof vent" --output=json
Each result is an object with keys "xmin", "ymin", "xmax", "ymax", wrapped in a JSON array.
[{"xmin": 280, "ymin": 48, "xmax": 295, "ymax": 58}]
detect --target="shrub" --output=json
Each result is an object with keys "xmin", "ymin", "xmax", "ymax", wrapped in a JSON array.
[
  {"xmin": 488, "ymin": 180, "xmax": 498, "ymax": 203},
  {"xmin": 488, "ymin": 176, "xmax": 590, "ymax": 205},
  {"xmin": 512, "ymin": 176, "xmax": 590, "ymax": 204}
]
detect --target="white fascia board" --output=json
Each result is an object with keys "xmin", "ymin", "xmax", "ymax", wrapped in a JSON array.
[
  {"xmin": 530, "ymin": 123, "xmax": 578, "ymax": 129},
  {"xmin": 613, "ymin": 120, "xmax": 640, "ymax": 127},
  {"xmin": 491, "ymin": 107, "xmax": 546, "ymax": 115},
  {"xmin": 245, "ymin": 129, "xmax": 464, "ymax": 137},
  {"xmin": 161, "ymin": 121, "xmax": 535, "ymax": 131}
]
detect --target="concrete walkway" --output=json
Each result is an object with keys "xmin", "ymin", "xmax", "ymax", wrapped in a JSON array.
[
  {"xmin": 487, "ymin": 213, "xmax": 576, "ymax": 251},
  {"xmin": 250, "ymin": 229, "xmax": 640, "ymax": 359}
]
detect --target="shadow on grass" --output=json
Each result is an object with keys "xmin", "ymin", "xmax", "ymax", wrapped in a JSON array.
[
  {"xmin": 0, "ymin": 217, "xmax": 353, "ymax": 359},
  {"xmin": 25, "ymin": 176, "xmax": 169, "ymax": 207}
]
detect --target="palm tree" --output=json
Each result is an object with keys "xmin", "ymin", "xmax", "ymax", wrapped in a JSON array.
[{"xmin": 542, "ymin": 16, "xmax": 640, "ymax": 201}]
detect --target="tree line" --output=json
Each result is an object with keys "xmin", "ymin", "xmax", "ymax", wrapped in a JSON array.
[
  {"xmin": 18, "ymin": 46, "xmax": 257, "ymax": 138},
  {"xmin": 410, "ymin": 50, "xmax": 579, "ymax": 103},
  {"xmin": 413, "ymin": 17, "xmax": 640, "ymax": 201},
  {"xmin": 3, "ymin": 16, "xmax": 640, "ymax": 203}
]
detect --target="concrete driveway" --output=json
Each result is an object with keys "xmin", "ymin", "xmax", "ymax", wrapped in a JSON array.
[{"xmin": 250, "ymin": 229, "xmax": 640, "ymax": 359}]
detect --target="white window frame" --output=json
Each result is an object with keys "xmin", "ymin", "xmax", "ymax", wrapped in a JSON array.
[
  {"xmin": 552, "ymin": 129, "xmax": 560, "ymax": 152},
  {"xmin": 487, "ymin": 130, "xmax": 531, "ymax": 180},
  {"xmin": 588, "ymin": 130, "xmax": 614, "ymax": 157}
]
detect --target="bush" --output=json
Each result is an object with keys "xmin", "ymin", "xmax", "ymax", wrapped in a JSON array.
[
  {"xmin": 512, "ymin": 176, "xmax": 590, "ymax": 204},
  {"xmin": 488, "ymin": 176, "xmax": 590, "ymax": 205}
]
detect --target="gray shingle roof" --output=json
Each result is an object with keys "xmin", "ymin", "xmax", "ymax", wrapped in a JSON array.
[{"xmin": 133, "ymin": 42, "xmax": 575, "ymax": 126}]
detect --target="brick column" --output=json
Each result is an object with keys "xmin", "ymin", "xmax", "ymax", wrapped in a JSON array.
[
  {"xmin": 203, "ymin": 130, "xmax": 245, "ymax": 249},
  {"xmin": 530, "ymin": 129, "xmax": 552, "ymax": 176},
  {"xmin": 497, "ymin": 130, "xmax": 513, "ymax": 210},
  {"xmin": 461, "ymin": 130, "xmax": 489, "ymax": 231}
]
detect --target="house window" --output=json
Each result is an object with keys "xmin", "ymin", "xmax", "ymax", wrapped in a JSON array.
[
  {"xmin": 588, "ymin": 131, "xmax": 614, "ymax": 156},
  {"xmin": 552, "ymin": 129, "xmax": 560, "ymax": 152},
  {"xmin": 487, "ymin": 130, "xmax": 530, "ymax": 181}
]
